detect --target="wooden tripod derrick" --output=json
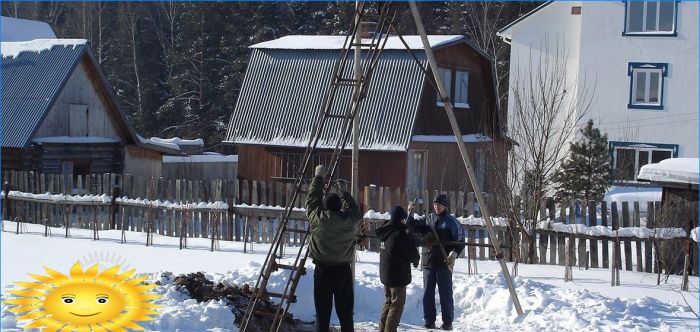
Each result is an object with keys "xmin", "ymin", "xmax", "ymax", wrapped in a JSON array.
[{"xmin": 239, "ymin": 3, "xmax": 402, "ymax": 331}]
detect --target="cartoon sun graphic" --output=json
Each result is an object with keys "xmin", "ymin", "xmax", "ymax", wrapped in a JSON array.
[{"xmin": 6, "ymin": 261, "xmax": 160, "ymax": 331}]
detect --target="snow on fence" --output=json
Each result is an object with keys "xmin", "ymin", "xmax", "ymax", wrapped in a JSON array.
[{"xmin": 1, "ymin": 170, "xmax": 696, "ymax": 275}]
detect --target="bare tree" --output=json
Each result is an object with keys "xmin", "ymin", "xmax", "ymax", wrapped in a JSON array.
[
  {"xmin": 121, "ymin": 3, "xmax": 144, "ymax": 123},
  {"xmin": 492, "ymin": 37, "xmax": 595, "ymax": 264}
]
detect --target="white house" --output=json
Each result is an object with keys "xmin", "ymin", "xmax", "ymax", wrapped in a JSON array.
[{"xmin": 498, "ymin": 1, "xmax": 699, "ymax": 183}]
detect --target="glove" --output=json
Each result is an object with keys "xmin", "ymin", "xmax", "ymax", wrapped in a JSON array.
[
  {"xmin": 447, "ymin": 251, "xmax": 458, "ymax": 271},
  {"xmin": 336, "ymin": 179, "xmax": 348, "ymax": 193},
  {"xmin": 413, "ymin": 259, "xmax": 419, "ymax": 269},
  {"xmin": 314, "ymin": 165, "xmax": 327, "ymax": 177},
  {"xmin": 407, "ymin": 201, "xmax": 417, "ymax": 213}
]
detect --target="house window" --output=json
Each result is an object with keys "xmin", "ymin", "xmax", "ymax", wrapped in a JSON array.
[
  {"xmin": 274, "ymin": 152, "xmax": 340, "ymax": 181},
  {"xmin": 625, "ymin": 1, "xmax": 677, "ymax": 36},
  {"xmin": 610, "ymin": 141, "xmax": 677, "ymax": 181},
  {"xmin": 407, "ymin": 150, "xmax": 427, "ymax": 192},
  {"xmin": 436, "ymin": 68, "xmax": 452, "ymax": 107},
  {"xmin": 628, "ymin": 63, "xmax": 667, "ymax": 110},
  {"xmin": 436, "ymin": 68, "xmax": 469, "ymax": 109},
  {"xmin": 454, "ymin": 71, "xmax": 469, "ymax": 108}
]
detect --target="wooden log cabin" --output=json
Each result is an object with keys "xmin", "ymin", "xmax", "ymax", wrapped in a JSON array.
[
  {"xmin": 225, "ymin": 35, "xmax": 512, "ymax": 195},
  {"xmin": 1, "ymin": 39, "xmax": 179, "ymax": 182}
]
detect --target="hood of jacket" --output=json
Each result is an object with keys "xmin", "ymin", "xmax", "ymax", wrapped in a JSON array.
[{"xmin": 375, "ymin": 219, "xmax": 407, "ymax": 242}]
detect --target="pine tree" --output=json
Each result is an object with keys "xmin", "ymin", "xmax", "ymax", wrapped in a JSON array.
[{"xmin": 553, "ymin": 119, "xmax": 612, "ymax": 203}]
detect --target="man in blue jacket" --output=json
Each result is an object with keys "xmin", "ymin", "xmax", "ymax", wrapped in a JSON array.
[{"xmin": 407, "ymin": 194, "xmax": 464, "ymax": 330}]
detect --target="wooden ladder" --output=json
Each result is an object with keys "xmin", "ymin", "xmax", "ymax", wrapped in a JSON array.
[{"xmin": 239, "ymin": 3, "xmax": 401, "ymax": 331}]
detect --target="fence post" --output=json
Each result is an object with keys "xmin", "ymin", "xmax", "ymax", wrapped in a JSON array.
[
  {"xmin": 3, "ymin": 182, "xmax": 10, "ymax": 222},
  {"xmin": 588, "ymin": 200, "xmax": 598, "ymax": 268},
  {"xmin": 621, "ymin": 202, "xmax": 632, "ymax": 271},
  {"xmin": 633, "ymin": 201, "xmax": 643, "ymax": 272},
  {"xmin": 111, "ymin": 186, "xmax": 120, "ymax": 230},
  {"xmin": 611, "ymin": 202, "xmax": 621, "ymax": 270},
  {"xmin": 645, "ymin": 201, "xmax": 655, "ymax": 273}
]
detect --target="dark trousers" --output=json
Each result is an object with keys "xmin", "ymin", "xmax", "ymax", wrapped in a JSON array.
[
  {"xmin": 422, "ymin": 267, "xmax": 454, "ymax": 324},
  {"xmin": 314, "ymin": 263, "xmax": 354, "ymax": 332},
  {"xmin": 379, "ymin": 286, "xmax": 406, "ymax": 332}
]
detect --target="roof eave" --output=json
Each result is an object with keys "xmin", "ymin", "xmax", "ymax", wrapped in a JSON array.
[
  {"xmin": 82, "ymin": 46, "xmax": 142, "ymax": 146},
  {"xmin": 497, "ymin": 1, "xmax": 554, "ymax": 36}
]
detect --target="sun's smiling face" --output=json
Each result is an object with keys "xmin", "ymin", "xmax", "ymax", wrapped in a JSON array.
[
  {"xmin": 6, "ymin": 262, "xmax": 160, "ymax": 331},
  {"xmin": 44, "ymin": 282, "xmax": 126, "ymax": 325}
]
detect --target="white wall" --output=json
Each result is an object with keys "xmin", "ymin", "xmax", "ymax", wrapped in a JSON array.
[
  {"xmin": 578, "ymin": 1, "xmax": 698, "ymax": 158},
  {"xmin": 504, "ymin": 1, "xmax": 583, "ymax": 133}
]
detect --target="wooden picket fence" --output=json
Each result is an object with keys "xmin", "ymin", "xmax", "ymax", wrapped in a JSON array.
[{"xmin": 1, "ymin": 170, "xmax": 696, "ymax": 276}]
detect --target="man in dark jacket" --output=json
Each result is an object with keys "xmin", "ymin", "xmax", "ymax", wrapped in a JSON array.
[
  {"xmin": 306, "ymin": 165, "xmax": 362, "ymax": 332},
  {"xmin": 407, "ymin": 194, "xmax": 464, "ymax": 330},
  {"xmin": 375, "ymin": 206, "xmax": 420, "ymax": 332}
]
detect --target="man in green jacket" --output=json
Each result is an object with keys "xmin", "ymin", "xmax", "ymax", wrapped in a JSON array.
[{"xmin": 306, "ymin": 165, "xmax": 362, "ymax": 332}]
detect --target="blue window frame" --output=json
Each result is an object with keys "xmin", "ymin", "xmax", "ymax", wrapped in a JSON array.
[
  {"xmin": 627, "ymin": 62, "xmax": 667, "ymax": 110},
  {"xmin": 609, "ymin": 141, "xmax": 678, "ymax": 181},
  {"xmin": 623, "ymin": 1, "xmax": 679, "ymax": 36}
]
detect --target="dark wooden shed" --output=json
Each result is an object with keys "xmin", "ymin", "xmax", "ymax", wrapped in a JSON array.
[{"xmin": 225, "ymin": 35, "xmax": 511, "ymax": 194}]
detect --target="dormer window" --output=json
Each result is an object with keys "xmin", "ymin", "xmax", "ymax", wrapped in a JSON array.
[
  {"xmin": 436, "ymin": 67, "xmax": 470, "ymax": 109},
  {"xmin": 624, "ymin": 1, "xmax": 677, "ymax": 36}
]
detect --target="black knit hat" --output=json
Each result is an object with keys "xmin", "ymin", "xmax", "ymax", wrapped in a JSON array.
[
  {"xmin": 324, "ymin": 193, "xmax": 342, "ymax": 212},
  {"xmin": 390, "ymin": 206, "xmax": 407, "ymax": 222},
  {"xmin": 433, "ymin": 194, "xmax": 449, "ymax": 208}
]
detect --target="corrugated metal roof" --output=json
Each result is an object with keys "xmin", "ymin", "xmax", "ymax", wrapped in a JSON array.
[
  {"xmin": 225, "ymin": 49, "xmax": 428, "ymax": 151},
  {"xmin": 1, "ymin": 43, "xmax": 86, "ymax": 148}
]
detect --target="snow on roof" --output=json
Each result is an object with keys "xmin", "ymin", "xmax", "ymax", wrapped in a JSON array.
[
  {"xmin": 604, "ymin": 186, "xmax": 662, "ymax": 206},
  {"xmin": 412, "ymin": 134, "xmax": 493, "ymax": 143},
  {"xmin": 150, "ymin": 137, "xmax": 204, "ymax": 147},
  {"xmin": 1, "ymin": 38, "xmax": 87, "ymax": 58},
  {"xmin": 250, "ymin": 35, "xmax": 464, "ymax": 50},
  {"xmin": 637, "ymin": 158, "xmax": 699, "ymax": 185},
  {"xmin": 163, "ymin": 155, "xmax": 238, "ymax": 163},
  {"xmin": 232, "ymin": 134, "xmax": 407, "ymax": 151},
  {"xmin": 33, "ymin": 136, "xmax": 120, "ymax": 144},
  {"xmin": 143, "ymin": 137, "xmax": 180, "ymax": 151},
  {"xmin": 1, "ymin": 16, "xmax": 56, "ymax": 42}
]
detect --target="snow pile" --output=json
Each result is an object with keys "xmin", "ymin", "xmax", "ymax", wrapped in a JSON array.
[
  {"xmin": 604, "ymin": 186, "xmax": 662, "ymax": 207},
  {"xmin": 1, "ymin": 16, "xmax": 56, "ymax": 42},
  {"xmin": 363, "ymin": 210, "xmax": 391, "ymax": 220},
  {"xmin": 1, "ymin": 39, "xmax": 86, "ymax": 58},
  {"xmin": 638, "ymin": 158, "xmax": 699, "ymax": 185},
  {"xmin": 1, "ymin": 271, "xmax": 238, "ymax": 332},
  {"xmin": 250, "ymin": 35, "xmax": 463, "ymax": 50},
  {"xmin": 457, "ymin": 215, "xmax": 509, "ymax": 227},
  {"xmin": 692, "ymin": 227, "xmax": 699, "ymax": 242},
  {"xmin": 145, "ymin": 272, "xmax": 238, "ymax": 332},
  {"xmin": 116, "ymin": 198, "xmax": 229, "ymax": 210},
  {"xmin": 537, "ymin": 220, "xmax": 688, "ymax": 240},
  {"xmin": 1, "ymin": 191, "xmax": 111, "ymax": 204},
  {"xmin": 1, "ymin": 222, "xmax": 697, "ymax": 331}
]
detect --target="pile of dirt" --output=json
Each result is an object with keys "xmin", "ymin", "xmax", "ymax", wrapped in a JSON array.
[{"xmin": 170, "ymin": 272, "xmax": 314, "ymax": 332}]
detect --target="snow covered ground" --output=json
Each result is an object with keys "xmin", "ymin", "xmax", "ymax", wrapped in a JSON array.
[{"xmin": 2, "ymin": 221, "xmax": 698, "ymax": 331}]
